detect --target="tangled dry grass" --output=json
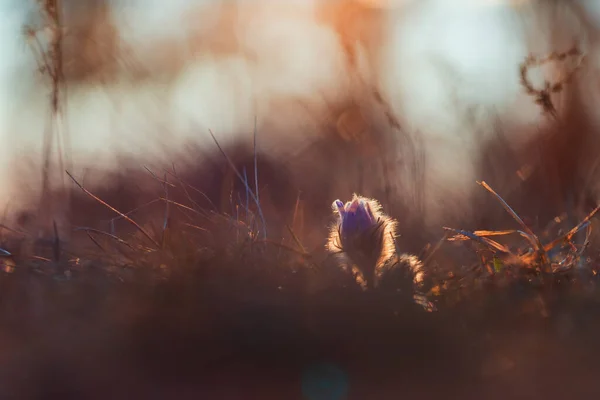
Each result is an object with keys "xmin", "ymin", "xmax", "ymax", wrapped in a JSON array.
[{"xmin": 3, "ymin": 127, "xmax": 600, "ymax": 398}]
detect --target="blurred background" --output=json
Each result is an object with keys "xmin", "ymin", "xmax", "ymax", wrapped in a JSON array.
[{"xmin": 2, "ymin": 0, "xmax": 600, "ymax": 234}]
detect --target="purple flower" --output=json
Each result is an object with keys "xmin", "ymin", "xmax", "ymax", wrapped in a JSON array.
[
  {"xmin": 327, "ymin": 194, "xmax": 397, "ymax": 289},
  {"xmin": 334, "ymin": 197, "xmax": 378, "ymax": 246},
  {"xmin": 327, "ymin": 195, "xmax": 433, "ymax": 310}
]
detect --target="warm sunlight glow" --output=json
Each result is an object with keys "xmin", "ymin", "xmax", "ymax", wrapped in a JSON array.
[{"xmin": 1, "ymin": 0, "xmax": 600, "ymax": 222}]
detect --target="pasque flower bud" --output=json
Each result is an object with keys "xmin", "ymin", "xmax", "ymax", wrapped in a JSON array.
[{"xmin": 327, "ymin": 194, "xmax": 397, "ymax": 289}]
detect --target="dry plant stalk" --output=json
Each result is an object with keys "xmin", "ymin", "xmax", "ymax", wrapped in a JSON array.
[
  {"xmin": 519, "ymin": 44, "xmax": 586, "ymax": 119},
  {"xmin": 24, "ymin": 0, "xmax": 72, "ymax": 231}
]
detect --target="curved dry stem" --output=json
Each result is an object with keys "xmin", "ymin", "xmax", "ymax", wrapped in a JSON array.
[{"xmin": 66, "ymin": 171, "xmax": 160, "ymax": 249}]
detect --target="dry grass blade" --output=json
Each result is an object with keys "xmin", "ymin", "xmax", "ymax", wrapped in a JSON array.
[
  {"xmin": 0, "ymin": 223, "xmax": 27, "ymax": 237},
  {"xmin": 165, "ymin": 167, "xmax": 217, "ymax": 212},
  {"xmin": 472, "ymin": 230, "xmax": 519, "ymax": 237},
  {"xmin": 161, "ymin": 173, "xmax": 170, "ymax": 249},
  {"xmin": 478, "ymin": 181, "xmax": 550, "ymax": 269},
  {"xmin": 52, "ymin": 220, "xmax": 60, "ymax": 262},
  {"xmin": 444, "ymin": 227, "xmax": 513, "ymax": 255},
  {"xmin": 286, "ymin": 224, "xmax": 307, "ymax": 255},
  {"xmin": 30, "ymin": 255, "xmax": 52, "ymax": 263},
  {"xmin": 253, "ymin": 117, "xmax": 260, "ymax": 227},
  {"xmin": 74, "ymin": 227, "xmax": 136, "ymax": 250},
  {"xmin": 422, "ymin": 232, "xmax": 448, "ymax": 268},
  {"xmin": 579, "ymin": 222, "xmax": 593, "ymax": 260},
  {"xmin": 448, "ymin": 230, "xmax": 518, "ymax": 241},
  {"xmin": 181, "ymin": 222, "xmax": 208, "ymax": 233},
  {"xmin": 543, "ymin": 203, "xmax": 600, "ymax": 252},
  {"xmin": 66, "ymin": 171, "xmax": 160, "ymax": 248},
  {"xmin": 144, "ymin": 166, "xmax": 176, "ymax": 188},
  {"xmin": 478, "ymin": 181, "xmax": 534, "ymax": 238},
  {"xmin": 208, "ymin": 129, "xmax": 267, "ymax": 239},
  {"xmin": 158, "ymin": 198, "xmax": 209, "ymax": 220},
  {"xmin": 84, "ymin": 230, "xmax": 106, "ymax": 252},
  {"xmin": 105, "ymin": 199, "xmax": 162, "ymax": 224}
]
